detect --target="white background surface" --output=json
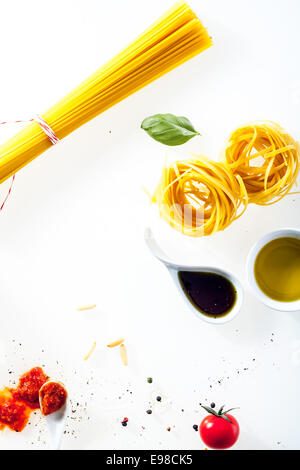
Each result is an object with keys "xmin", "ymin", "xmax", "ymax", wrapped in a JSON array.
[{"xmin": 0, "ymin": 0, "xmax": 300, "ymax": 450}]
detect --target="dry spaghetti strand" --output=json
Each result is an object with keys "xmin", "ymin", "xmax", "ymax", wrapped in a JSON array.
[
  {"xmin": 222, "ymin": 121, "xmax": 300, "ymax": 205},
  {"xmin": 152, "ymin": 157, "xmax": 248, "ymax": 237}
]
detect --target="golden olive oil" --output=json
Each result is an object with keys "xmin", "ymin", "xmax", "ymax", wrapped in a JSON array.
[{"xmin": 254, "ymin": 237, "xmax": 300, "ymax": 302}]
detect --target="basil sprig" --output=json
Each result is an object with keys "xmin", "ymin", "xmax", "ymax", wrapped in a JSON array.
[{"xmin": 141, "ymin": 113, "xmax": 200, "ymax": 146}]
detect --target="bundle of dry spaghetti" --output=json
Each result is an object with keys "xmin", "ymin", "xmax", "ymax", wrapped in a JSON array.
[
  {"xmin": 152, "ymin": 158, "xmax": 248, "ymax": 236},
  {"xmin": 0, "ymin": 2, "xmax": 212, "ymax": 184},
  {"xmin": 223, "ymin": 121, "xmax": 300, "ymax": 205}
]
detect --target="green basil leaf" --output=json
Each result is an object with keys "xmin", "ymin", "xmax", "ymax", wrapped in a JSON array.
[{"xmin": 141, "ymin": 113, "xmax": 200, "ymax": 146}]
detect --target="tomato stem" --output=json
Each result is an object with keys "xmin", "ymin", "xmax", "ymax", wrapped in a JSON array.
[{"xmin": 201, "ymin": 404, "xmax": 239, "ymax": 424}]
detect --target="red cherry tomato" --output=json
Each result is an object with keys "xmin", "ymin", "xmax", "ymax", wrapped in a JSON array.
[{"xmin": 200, "ymin": 413, "xmax": 239, "ymax": 449}]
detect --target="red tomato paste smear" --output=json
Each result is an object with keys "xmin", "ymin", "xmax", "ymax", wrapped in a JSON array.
[
  {"xmin": 0, "ymin": 394, "xmax": 30, "ymax": 432},
  {"xmin": 13, "ymin": 367, "xmax": 49, "ymax": 408},
  {"xmin": 0, "ymin": 367, "xmax": 49, "ymax": 432},
  {"xmin": 40, "ymin": 382, "xmax": 67, "ymax": 416}
]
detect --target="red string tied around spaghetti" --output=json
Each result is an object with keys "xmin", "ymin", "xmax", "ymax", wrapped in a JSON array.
[{"xmin": 0, "ymin": 116, "xmax": 59, "ymax": 211}]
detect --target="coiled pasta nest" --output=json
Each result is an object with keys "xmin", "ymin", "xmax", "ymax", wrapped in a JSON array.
[
  {"xmin": 152, "ymin": 157, "xmax": 248, "ymax": 237},
  {"xmin": 223, "ymin": 121, "xmax": 300, "ymax": 205},
  {"xmin": 152, "ymin": 122, "xmax": 300, "ymax": 236}
]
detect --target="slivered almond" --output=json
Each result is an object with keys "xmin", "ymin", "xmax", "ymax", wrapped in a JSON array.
[
  {"xmin": 120, "ymin": 344, "xmax": 128, "ymax": 366},
  {"xmin": 107, "ymin": 338, "xmax": 125, "ymax": 348},
  {"xmin": 77, "ymin": 304, "xmax": 97, "ymax": 311},
  {"xmin": 84, "ymin": 342, "xmax": 96, "ymax": 361}
]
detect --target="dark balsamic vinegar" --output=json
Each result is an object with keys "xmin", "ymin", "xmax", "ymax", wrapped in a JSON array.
[{"xmin": 178, "ymin": 271, "xmax": 237, "ymax": 318}]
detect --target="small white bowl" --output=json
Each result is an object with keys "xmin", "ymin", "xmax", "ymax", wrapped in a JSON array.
[{"xmin": 246, "ymin": 228, "xmax": 300, "ymax": 312}]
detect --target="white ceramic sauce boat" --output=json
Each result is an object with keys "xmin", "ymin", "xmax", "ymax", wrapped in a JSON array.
[{"xmin": 145, "ymin": 228, "xmax": 244, "ymax": 324}]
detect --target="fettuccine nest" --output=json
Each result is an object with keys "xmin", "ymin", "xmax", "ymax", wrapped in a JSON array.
[
  {"xmin": 153, "ymin": 121, "xmax": 300, "ymax": 236},
  {"xmin": 152, "ymin": 157, "xmax": 248, "ymax": 237},
  {"xmin": 223, "ymin": 121, "xmax": 300, "ymax": 205}
]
